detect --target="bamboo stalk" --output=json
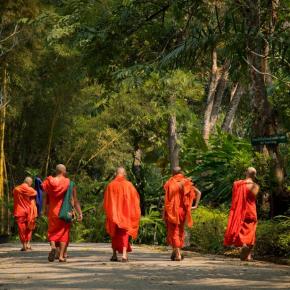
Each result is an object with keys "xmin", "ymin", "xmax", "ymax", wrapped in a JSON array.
[{"xmin": 0, "ymin": 66, "xmax": 7, "ymax": 234}]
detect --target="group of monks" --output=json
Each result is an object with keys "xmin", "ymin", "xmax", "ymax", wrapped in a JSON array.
[{"xmin": 13, "ymin": 164, "xmax": 259, "ymax": 262}]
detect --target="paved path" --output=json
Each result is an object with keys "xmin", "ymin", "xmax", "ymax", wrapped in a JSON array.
[{"xmin": 0, "ymin": 243, "xmax": 289, "ymax": 289}]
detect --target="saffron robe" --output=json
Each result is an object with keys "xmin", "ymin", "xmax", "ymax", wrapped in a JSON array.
[
  {"xmin": 42, "ymin": 176, "xmax": 70, "ymax": 243},
  {"xmin": 13, "ymin": 183, "xmax": 38, "ymax": 242},
  {"xmin": 164, "ymin": 174, "xmax": 196, "ymax": 248},
  {"xmin": 224, "ymin": 180, "xmax": 257, "ymax": 247},
  {"xmin": 103, "ymin": 176, "xmax": 141, "ymax": 253}
]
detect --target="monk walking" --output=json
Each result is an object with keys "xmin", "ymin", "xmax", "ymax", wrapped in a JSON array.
[
  {"xmin": 164, "ymin": 167, "xmax": 201, "ymax": 261},
  {"xmin": 13, "ymin": 177, "xmax": 38, "ymax": 251},
  {"xmin": 224, "ymin": 167, "xmax": 259, "ymax": 261},
  {"xmin": 42, "ymin": 164, "xmax": 83, "ymax": 262},
  {"xmin": 103, "ymin": 167, "xmax": 141, "ymax": 262}
]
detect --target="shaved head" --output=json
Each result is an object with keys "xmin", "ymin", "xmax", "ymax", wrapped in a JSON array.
[
  {"xmin": 56, "ymin": 164, "xmax": 66, "ymax": 175},
  {"xmin": 116, "ymin": 167, "xmax": 126, "ymax": 177},
  {"xmin": 172, "ymin": 166, "xmax": 182, "ymax": 175},
  {"xmin": 246, "ymin": 167, "xmax": 257, "ymax": 179},
  {"xmin": 24, "ymin": 176, "xmax": 33, "ymax": 186}
]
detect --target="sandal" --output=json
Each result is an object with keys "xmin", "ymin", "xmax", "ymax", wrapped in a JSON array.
[
  {"xmin": 170, "ymin": 252, "xmax": 176, "ymax": 261},
  {"xmin": 48, "ymin": 248, "xmax": 56, "ymax": 262},
  {"xmin": 59, "ymin": 258, "xmax": 67, "ymax": 262},
  {"xmin": 110, "ymin": 255, "xmax": 118, "ymax": 262},
  {"xmin": 121, "ymin": 257, "xmax": 128, "ymax": 263}
]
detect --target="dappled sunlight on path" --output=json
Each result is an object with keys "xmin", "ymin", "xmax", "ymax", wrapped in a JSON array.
[{"xmin": 0, "ymin": 243, "xmax": 289, "ymax": 289}]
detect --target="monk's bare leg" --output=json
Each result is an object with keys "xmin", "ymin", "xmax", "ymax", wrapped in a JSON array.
[
  {"xmin": 63, "ymin": 243, "xmax": 69, "ymax": 259},
  {"xmin": 58, "ymin": 242, "xmax": 67, "ymax": 262},
  {"xmin": 246, "ymin": 245, "xmax": 253, "ymax": 260},
  {"xmin": 122, "ymin": 247, "xmax": 128, "ymax": 262},
  {"xmin": 175, "ymin": 248, "xmax": 182, "ymax": 261},
  {"xmin": 110, "ymin": 249, "xmax": 118, "ymax": 261},
  {"xmin": 240, "ymin": 244, "xmax": 251, "ymax": 261},
  {"xmin": 171, "ymin": 248, "xmax": 176, "ymax": 260},
  {"xmin": 26, "ymin": 241, "xmax": 32, "ymax": 250},
  {"xmin": 21, "ymin": 242, "xmax": 27, "ymax": 251},
  {"xmin": 48, "ymin": 241, "xmax": 57, "ymax": 262}
]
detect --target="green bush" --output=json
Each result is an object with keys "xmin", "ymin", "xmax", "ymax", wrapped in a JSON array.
[
  {"xmin": 138, "ymin": 206, "xmax": 166, "ymax": 245},
  {"xmin": 256, "ymin": 216, "xmax": 290, "ymax": 258},
  {"xmin": 188, "ymin": 206, "xmax": 228, "ymax": 254}
]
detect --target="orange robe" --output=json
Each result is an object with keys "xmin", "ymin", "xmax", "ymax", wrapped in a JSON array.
[
  {"xmin": 164, "ymin": 174, "xmax": 196, "ymax": 248},
  {"xmin": 224, "ymin": 180, "xmax": 257, "ymax": 247},
  {"xmin": 13, "ymin": 183, "xmax": 37, "ymax": 243},
  {"xmin": 103, "ymin": 176, "xmax": 141, "ymax": 253},
  {"xmin": 42, "ymin": 176, "xmax": 70, "ymax": 243}
]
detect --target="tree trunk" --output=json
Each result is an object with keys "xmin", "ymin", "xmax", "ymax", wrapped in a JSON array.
[
  {"xmin": 222, "ymin": 82, "xmax": 242, "ymax": 133},
  {"xmin": 203, "ymin": 48, "xmax": 219, "ymax": 143},
  {"xmin": 132, "ymin": 145, "xmax": 145, "ymax": 215},
  {"xmin": 244, "ymin": 0, "xmax": 287, "ymax": 216},
  {"xmin": 168, "ymin": 112, "xmax": 179, "ymax": 171},
  {"xmin": 43, "ymin": 96, "xmax": 61, "ymax": 176},
  {"xmin": 203, "ymin": 49, "xmax": 230, "ymax": 143},
  {"xmin": 209, "ymin": 60, "xmax": 230, "ymax": 130}
]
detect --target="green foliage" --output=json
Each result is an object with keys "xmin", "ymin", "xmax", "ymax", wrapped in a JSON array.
[
  {"xmin": 33, "ymin": 216, "xmax": 48, "ymax": 241},
  {"xmin": 255, "ymin": 216, "xmax": 290, "ymax": 258},
  {"xmin": 2, "ymin": 0, "xmax": 290, "ymax": 260},
  {"xmin": 138, "ymin": 206, "xmax": 166, "ymax": 245},
  {"xmin": 189, "ymin": 206, "xmax": 228, "ymax": 254},
  {"xmin": 182, "ymin": 131, "xmax": 270, "ymax": 204}
]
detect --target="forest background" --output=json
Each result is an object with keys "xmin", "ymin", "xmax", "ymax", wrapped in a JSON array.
[{"xmin": 0, "ymin": 0, "xmax": 289, "ymax": 260}]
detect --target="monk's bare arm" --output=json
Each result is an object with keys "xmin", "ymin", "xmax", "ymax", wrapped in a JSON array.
[
  {"xmin": 73, "ymin": 187, "xmax": 83, "ymax": 221},
  {"xmin": 192, "ymin": 187, "xmax": 202, "ymax": 210},
  {"xmin": 251, "ymin": 184, "xmax": 260, "ymax": 197}
]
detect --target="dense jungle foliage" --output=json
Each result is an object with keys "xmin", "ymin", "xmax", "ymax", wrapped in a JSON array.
[{"xmin": 0, "ymin": 0, "xmax": 289, "ymax": 257}]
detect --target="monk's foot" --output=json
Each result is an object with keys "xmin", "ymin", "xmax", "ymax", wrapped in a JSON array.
[
  {"xmin": 110, "ymin": 255, "xmax": 118, "ymax": 262},
  {"xmin": 174, "ymin": 256, "xmax": 182, "ymax": 261},
  {"xmin": 170, "ymin": 251, "xmax": 176, "ymax": 261},
  {"xmin": 240, "ymin": 246, "xmax": 250, "ymax": 261},
  {"xmin": 59, "ymin": 258, "xmax": 67, "ymax": 262},
  {"xmin": 121, "ymin": 256, "xmax": 128, "ymax": 263},
  {"xmin": 20, "ymin": 247, "xmax": 27, "ymax": 252},
  {"xmin": 48, "ymin": 248, "xmax": 56, "ymax": 262}
]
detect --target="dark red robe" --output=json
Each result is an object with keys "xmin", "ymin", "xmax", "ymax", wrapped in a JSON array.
[{"xmin": 224, "ymin": 180, "xmax": 257, "ymax": 247}]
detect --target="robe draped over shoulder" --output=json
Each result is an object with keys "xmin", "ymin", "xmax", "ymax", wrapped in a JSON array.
[
  {"xmin": 42, "ymin": 176, "xmax": 70, "ymax": 243},
  {"xmin": 224, "ymin": 180, "xmax": 257, "ymax": 247},
  {"xmin": 164, "ymin": 174, "xmax": 196, "ymax": 227},
  {"xmin": 103, "ymin": 176, "xmax": 141, "ymax": 239}
]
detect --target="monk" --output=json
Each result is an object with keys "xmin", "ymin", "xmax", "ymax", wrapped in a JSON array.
[
  {"xmin": 42, "ymin": 164, "xmax": 83, "ymax": 262},
  {"xmin": 103, "ymin": 167, "xmax": 141, "ymax": 262},
  {"xmin": 164, "ymin": 167, "xmax": 201, "ymax": 261},
  {"xmin": 224, "ymin": 167, "xmax": 260, "ymax": 261},
  {"xmin": 13, "ymin": 177, "xmax": 38, "ymax": 251}
]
